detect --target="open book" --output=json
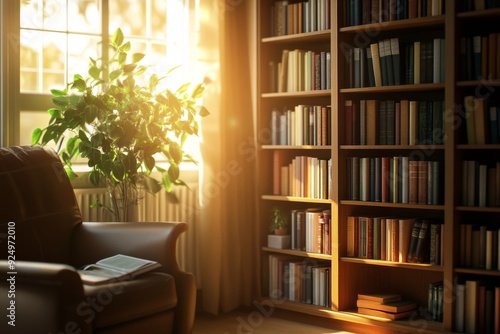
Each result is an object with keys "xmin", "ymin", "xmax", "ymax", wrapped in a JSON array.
[{"xmin": 78, "ymin": 254, "xmax": 161, "ymax": 285}]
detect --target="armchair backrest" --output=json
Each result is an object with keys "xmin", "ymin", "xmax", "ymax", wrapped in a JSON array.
[{"xmin": 0, "ymin": 146, "xmax": 82, "ymax": 264}]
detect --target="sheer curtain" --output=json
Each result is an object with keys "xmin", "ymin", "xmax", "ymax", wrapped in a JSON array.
[{"xmin": 195, "ymin": 0, "xmax": 259, "ymax": 314}]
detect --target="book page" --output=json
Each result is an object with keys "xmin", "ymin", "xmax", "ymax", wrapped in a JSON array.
[
  {"xmin": 96, "ymin": 254, "xmax": 157, "ymax": 273},
  {"xmin": 78, "ymin": 265, "xmax": 126, "ymax": 284}
]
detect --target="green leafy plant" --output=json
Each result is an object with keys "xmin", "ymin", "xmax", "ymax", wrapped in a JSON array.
[
  {"xmin": 269, "ymin": 207, "xmax": 289, "ymax": 234},
  {"xmin": 32, "ymin": 28, "xmax": 209, "ymax": 221}
]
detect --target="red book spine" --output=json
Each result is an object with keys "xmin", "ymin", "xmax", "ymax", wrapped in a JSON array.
[
  {"xmin": 409, "ymin": 160, "xmax": 419, "ymax": 204},
  {"xmin": 418, "ymin": 161, "xmax": 428, "ymax": 204},
  {"xmin": 354, "ymin": 216, "xmax": 359, "ymax": 258},
  {"xmin": 367, "ymin": 217, "xmax": 374, "ymax": 259},
  {"xmin": 380, "ymin": 218, "xmax": 387, "ymax": 261},
  {"xmin": 392, "ymin": 218, "xmax": 399, "ymax": 262},
  {"xmin": 382, "ymin": 157, "xmax": 390, "ymax": 202}
]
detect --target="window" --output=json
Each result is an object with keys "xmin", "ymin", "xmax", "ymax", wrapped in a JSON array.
[{"xmin": 4, "ymin": 0, "xmax": 200, "ymax": 162}]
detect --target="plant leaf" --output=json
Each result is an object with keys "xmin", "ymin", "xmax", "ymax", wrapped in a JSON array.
[
  {"xmin": 31, "ymin": 128, "xmax": 42, "ymax": 145},
  {"xmin": 112, "ymin": 28, "xmax": 124, "ymax": 47},
  {"xmin": 50, "ymin": 89, "xmax": 66, "ymax": 97},
  {"xmin": 131, "ymin": 53, "xmax": 145, "ymax": 63}
]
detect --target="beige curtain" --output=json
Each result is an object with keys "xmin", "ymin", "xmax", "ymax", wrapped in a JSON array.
[{"xmin": 196, "ymin": 0, "xmax": 259, "ymax": 314}]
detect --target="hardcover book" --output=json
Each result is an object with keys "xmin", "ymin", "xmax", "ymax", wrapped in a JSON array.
[{"xmin": 78, "ymin": 254, "xmax": 161, "ymax": 285}]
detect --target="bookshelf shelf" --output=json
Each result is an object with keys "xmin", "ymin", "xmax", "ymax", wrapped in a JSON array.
[
  {"xmin": 262, "ymin": 247, "xmax": 331, "ymax": 260},
  {"xmin": 341, "ymin": 257, "xmax": 444, "ymax": 272},
  {"xmin": 261, "ymin": 90, "xmax": 331, "ymax": 98},
  {"xmin": 456, "ymin": 144, "xmax": 500, "ymax": 150},
  {"xmin": 261, "ymin": 195, "xmax": 332, "ymax": 204},
  {"xmin": 262, "ymin": 145, "xmax": 332, "ymax": 150},
  {"xmin": 340, "ymin": 83, "xmax": 444, "ymax": 94},
  {"xmin": 262, "ymin": 30, "xmax": 331, "ymax": 44},
  {"xmin": 457, "ymin": 7, "xmax": 500, "ymax": 18},
  {"xmin": 339, "ymin": 15, "xmax": 445, "ymax": 33},
  {"xmin": 456, "ymin": 206, "xmax": 500, "ymax": 213},
  {"xmin": 256, "ymin": 1, "xmax": 500, "ymax": 332},
  {"xmin": 454, "ymin": 268, "xmax": 500, "ymax": 277},
  {"xmin": 456, "ymin": 80, "xmax": 500, "ymax": 87},
  {"xmin": 340, "ymin": 145, "xmax": 445, "ymax": 150},
  {"xmin": 340, "ymin": 200, "xmax": 445, "ymax": 211}
]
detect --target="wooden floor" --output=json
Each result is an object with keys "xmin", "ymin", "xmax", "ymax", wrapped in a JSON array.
[{"xmin": 193, "ymin": 308, "xmax": 356, "ymax": 334}]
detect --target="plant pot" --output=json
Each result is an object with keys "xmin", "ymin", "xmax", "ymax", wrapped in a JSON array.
[{"xmin": 274, "ymin": 228, "xmax": 289, "ymax": 236}]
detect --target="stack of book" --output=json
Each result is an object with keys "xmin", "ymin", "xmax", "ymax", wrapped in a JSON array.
[{"xmin": 357, "ymin": 293, "xmax": 418, "ymax": 320}]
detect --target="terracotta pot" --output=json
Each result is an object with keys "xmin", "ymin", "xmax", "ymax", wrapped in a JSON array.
[{"xmin": 274, "ymin": 228, "xmax": 289, "ymax": 236}]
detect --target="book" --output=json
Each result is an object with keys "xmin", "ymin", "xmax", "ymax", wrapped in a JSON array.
[
  {"xmin": 358, "ymin": 293, "xmax": 402, "ymax": 303},
  {"xmin": 78, "ymin": 254, "xmax": 161, "ymax": 285},
  {"xmin": 356, "ymin": 298, "xmax": 417, "ymax": 313},
  {"xmin": 357, "ymin": 307, "xmax": 415, "ymax": 320},
  {"xmin": 370, "ymin": 43, "xmax": 383, "ymax": 87},
  {"xmin": 465, "ymin": 280, "xmax": 481, "ymax": 333}
]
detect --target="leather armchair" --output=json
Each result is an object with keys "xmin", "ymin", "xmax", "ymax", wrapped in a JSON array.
[{"xmin": 0, "ymin": 145, "xmax": 196, "ymax": 334}]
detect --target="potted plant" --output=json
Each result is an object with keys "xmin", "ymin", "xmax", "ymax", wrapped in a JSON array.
[
  {"xmin": 31, "ymin": 28, "xmax": 209, "ymax": 221},
  {"xmin": 269, "ymin": 207, "xmax": 289, "ymax": 235}
]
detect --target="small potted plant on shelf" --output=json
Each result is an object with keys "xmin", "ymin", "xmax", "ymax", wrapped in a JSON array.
[
  {"xmin": 31, "ymin": 28, "xmax": 209, "ymax": 222},
  {"xmin": 269, "ymin": 207, "xmax": 289, "ymax": 235}
]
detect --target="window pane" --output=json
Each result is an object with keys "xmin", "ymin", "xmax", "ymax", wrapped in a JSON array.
[
  {"xmin": 68, "ymin": 0, "xmax": 102, "ymax": 34},
  {"xmin": 20, "ymin": 0, "xmax": 68, "ymax": 31},
  {"xmin": 109, "ymin": 0, "xmax": 146, "ymax": 37},
  {"xmin": 19, "ymin": 111, "xmax": 52, "ymax": 146},
  {"xmin": 151, "ymin": 0, "xmax": 167, "ymax": 39},
  {"xmin": 68, "ymin": 35, "xmax": 101, "ymax": 83}
]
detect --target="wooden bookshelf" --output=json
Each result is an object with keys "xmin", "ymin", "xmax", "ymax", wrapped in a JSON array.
[{"xmin": 256, "ymin": 1, "xmax": 500, "ymax": 332}]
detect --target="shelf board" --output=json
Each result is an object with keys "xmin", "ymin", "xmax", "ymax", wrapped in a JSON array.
[
  {"xmin": 262, "ymin": 247, "xmax": 331, "ymax": 260},
  {"xmin": 339, "ymin": 15, "xmax": 445, "ymax": 33},
  {"xmin": 457, "ymin": 8, "xmax": 500, "ymax": 19},
  {"xmin": 341, "ymin": 200, "xmax": 445, "ymax": 210},
  {"xmin": 340, "ymin": 83, "xmax": 444, "ymax": 94},
  {"xmin": 262, "ymin": 145, "xmax": 332, "ymax": 150},
  {"xmin": 456, "ymin": 206, "xmax": 500, "ymax": 213},
  {"xmin": 341, "ymin": 257, "xmax": 443, "ymax": 272},
  {"xmin": 454, "ymin": 267, "xmax": 500, "ymax": 276},
  {"xmin": 341, "ymin": 144, "xmax": 445, "ymax": 150},
  {"xmin": 262, "ymin": 195, "xmax": 332, "ymax": 203},
  {"xmin": 456, "ymin": 79, "xmax": 500, "ymax": 87},
  {"xmin": 261, "ymin": 30, "xmax": 331, "ymax": 44},
  {"xmin": 263, "ymin": 301, "xmax": 444, "ymax": 334},
  {"xmin": 456, "ymin": 144, "xmax": 500, "ymax": 150},
  {"xmin": 261, "ymin": 90, "xmax": 331, "ymax": 98}
]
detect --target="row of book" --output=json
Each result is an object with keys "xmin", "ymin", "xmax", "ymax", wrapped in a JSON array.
[
  {"xmin": 290, "ymin": 208, "xmax": 332, "ymax": 254},
  {"xmin": 268, "ymin": 254, "xmax": 331, "ymax": 307},
  {"xmin": 344, "ymin": 99, "xmax": 445, "ymax": 146},
  {"xmin": 272, "ymin": 49, "xmax": 331, "ymax": 93},
  {"xmin": 464, "ymin": 96, "xmax": 500, "ymax": 145},
  {"xmin": 455, "ymin": 281, "xmax": 500, "ymax": 333},
  {"xmin": 346, "ymin": 38, "xmax": 445, "ymax": 88},
  {"xmin": 345, "ymin": 0, "xmax": 444, "ymax": 27},
  {"xmin": 346, "ymin": 217, "xmax": 443, "ymax": 264},
  {"xmin": 270, "ymin": 105, "xmax": 331, "ymax": 146},
  {"xmin": 460, "ymin": 33, "xmax": 500, "ymax": 81},
  {"xmin": 356, "ymin": 293, "xmax": 418, "ymax": 320},
  {"xmin": 462, "ymin": 160, "xmax": 500, "ymax": 207},
  {"xmin": 271, "ymin": 0, "xmax": 331, "ymax": 37},
  {"xmin": 346, "ymin": 157, "xmax": 443, "ymax": 205},
  {"xmin": 273, "ymin": 151, "xmax": 332, "ymax": 200},
  {"xmin": 459, "ymin": 224, "xmax": 500, "ymax": 271},
  {"xmin": 427, "ymin": 281, "xmax": 444, "ymax": 322}
]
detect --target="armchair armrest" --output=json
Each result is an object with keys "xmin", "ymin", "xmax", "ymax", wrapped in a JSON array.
[
  {"xmin": 71, "ymin": 221, "xmax": 196, "ymax": 334},
  {"xmin": 70, "ymin": 221, "xmax": 186, "ymax": 274},
  {"xmin": 0, "ymin": 261, "xmax": 91, "ymax": 334}
]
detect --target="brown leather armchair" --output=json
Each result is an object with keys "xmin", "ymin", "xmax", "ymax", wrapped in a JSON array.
[{"xmin": 0, "ymin": 145, "xmax": 196, "ymax": 334}]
